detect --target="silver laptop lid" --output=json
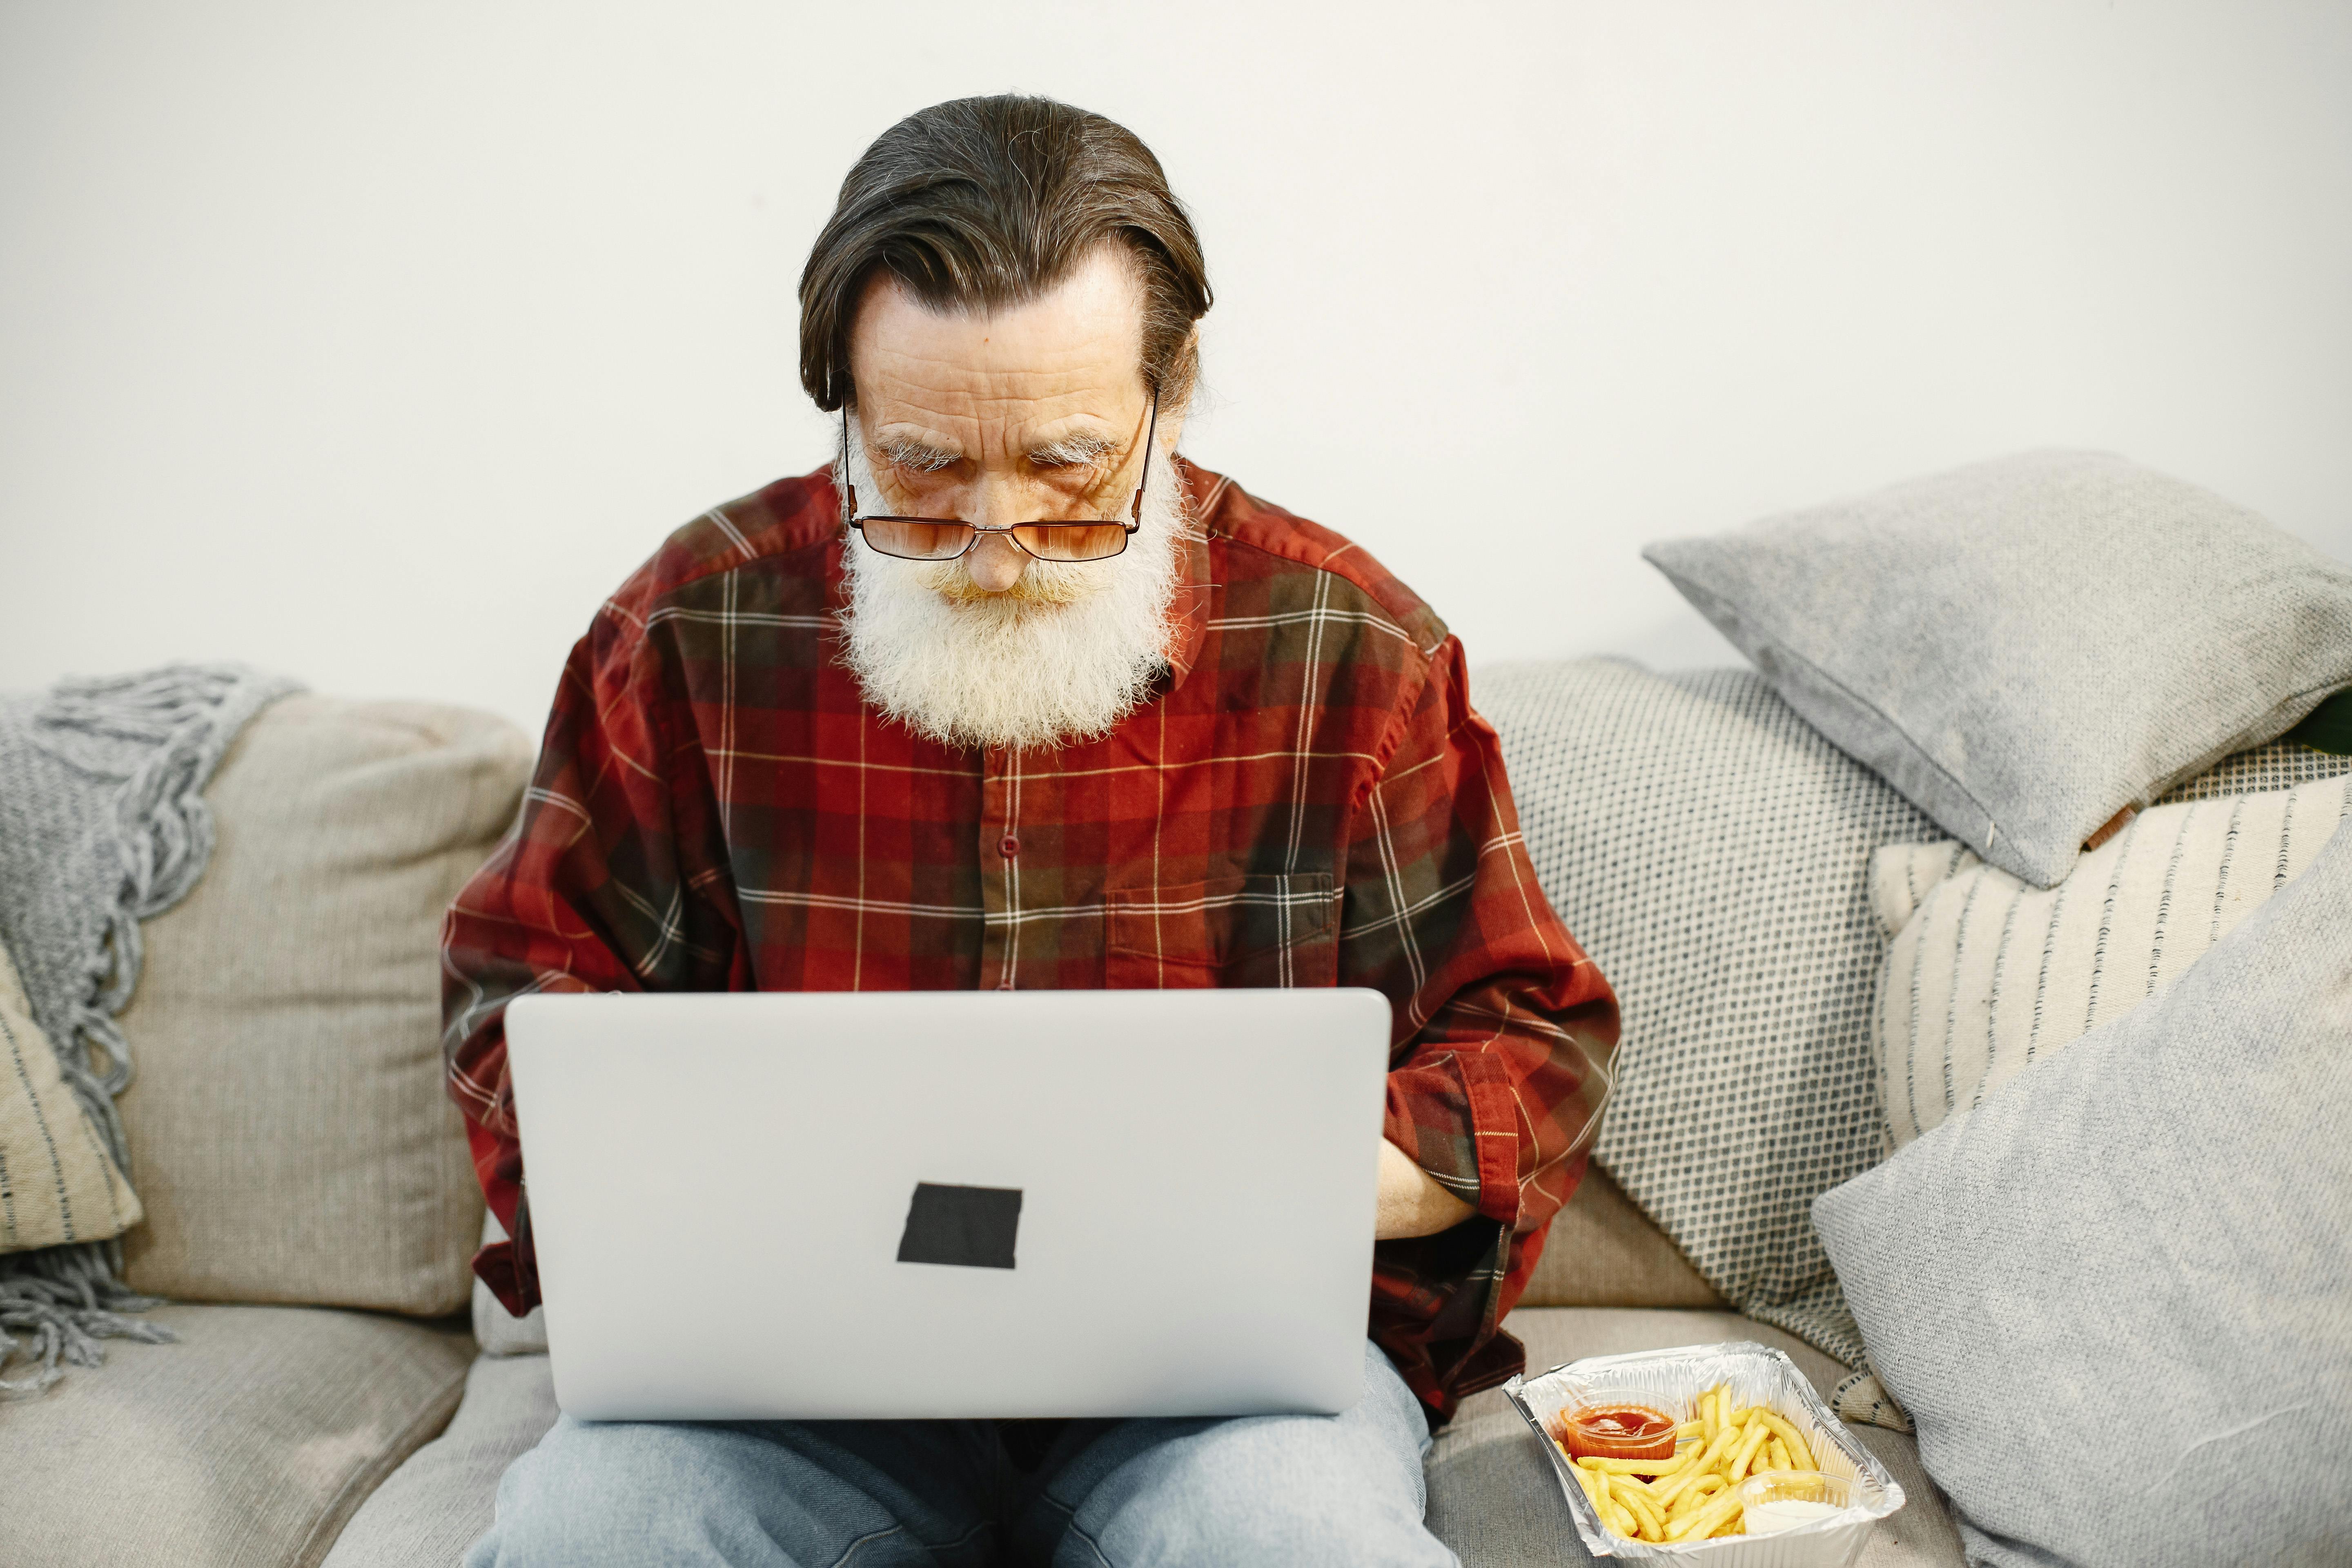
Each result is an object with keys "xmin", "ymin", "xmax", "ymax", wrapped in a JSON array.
[{"xmin": 506, "ymin": 987, "xmax": 1391, "ymax": 1421}]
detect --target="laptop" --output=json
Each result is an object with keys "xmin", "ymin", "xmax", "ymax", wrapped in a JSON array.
[{"xmin": 504, "ymin": 987, "xmax": 1392, "ymax": 1421}]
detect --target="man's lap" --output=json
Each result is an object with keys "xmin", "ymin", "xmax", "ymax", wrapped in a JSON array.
[{"xmin": 466, "ymin": 1341, "xmax": 1455, "ymax": 1568}]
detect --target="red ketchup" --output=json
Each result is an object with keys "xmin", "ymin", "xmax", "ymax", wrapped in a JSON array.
[{"xmin": 1554, "ymin": 1402, "xmax": 1679, "ymax": 1464}]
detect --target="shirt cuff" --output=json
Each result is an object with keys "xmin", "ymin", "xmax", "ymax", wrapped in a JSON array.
[
  {"xmin": 1385, "ymin": 1048, "xmax": 1525, "ymax": 1229},
  {"xmin": 470, "ymin": 1191, "xmax": 542, "ymax": 1318}
]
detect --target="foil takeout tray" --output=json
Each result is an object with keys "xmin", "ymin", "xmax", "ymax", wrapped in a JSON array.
[{"xmin": 1503, "ymin": 1341, "xmax": 1905, "ymax": 1566}]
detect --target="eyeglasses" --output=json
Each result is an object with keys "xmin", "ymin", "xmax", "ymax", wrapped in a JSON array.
[{"xmin": 842, "ymin": 399, "xmax": 1157, "ymax": 563}]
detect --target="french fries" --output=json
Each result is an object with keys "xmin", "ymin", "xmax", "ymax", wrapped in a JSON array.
[
  {"xmin": 1754, "ymin": 1408, "xmax": 1816, "ymax": 1466},
  {"xmin": 1553, "ymin": 1381, "xmax": 1824, "ymax": 1546},
  {"xmin": 1578, "ymin": 1445, "xmax": 1699, "ymax": 1477},
  {"xmin": 1729, "ymin": 1417, "xmax": 1773, "ymax": 1481}
]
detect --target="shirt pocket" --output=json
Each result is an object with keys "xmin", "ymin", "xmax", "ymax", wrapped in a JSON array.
[{"xmin": 1104, "ymin": 871, "xmax": 1339, "ymax": 989}]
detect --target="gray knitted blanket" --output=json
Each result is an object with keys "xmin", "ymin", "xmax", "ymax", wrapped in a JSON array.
[{"xmin": 0, "ymin": 664, "xmax": 299, "ymax": 1393}]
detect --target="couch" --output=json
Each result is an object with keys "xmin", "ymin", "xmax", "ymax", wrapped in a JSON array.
[{"xmin": 2, "ymin": 684, "xmax": 1978, "ymax": 1568}]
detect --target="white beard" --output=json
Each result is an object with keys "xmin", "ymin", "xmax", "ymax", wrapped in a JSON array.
[{"xmin": 837, "ymin": 422, "xmax": 1193, "ymax": 753}]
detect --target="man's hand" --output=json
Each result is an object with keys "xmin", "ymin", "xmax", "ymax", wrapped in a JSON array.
[{"xmin": 1375, "ymin": 1137, "xmax": 1477, "ymax": 1240}]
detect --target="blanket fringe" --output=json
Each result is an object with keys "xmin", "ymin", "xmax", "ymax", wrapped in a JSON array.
[
  {"xmin": 0, "ymin": 1241, "xmax": 176, "ymax": 1397},
  {"xmin": 0, "ymin": 663, "xmax": 297, "ymax": 1394},
  {"xmin": 30, "ymin": 663, "xmax": 299, "ymax": 1167}
]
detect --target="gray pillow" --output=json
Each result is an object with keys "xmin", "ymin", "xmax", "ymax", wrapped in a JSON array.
[
  {"xmin": 1645, "ymin": 450, "xmax": 2352, "ymax": 888},
  {"xmin": 1812, "ymin": 813, "xmax": 2352, "ymax": 1568}
]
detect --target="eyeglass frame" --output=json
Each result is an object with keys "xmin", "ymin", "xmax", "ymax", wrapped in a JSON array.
[{"xmin": 839, "ymin": 396, "xmax": 1159, "ymax": 562}]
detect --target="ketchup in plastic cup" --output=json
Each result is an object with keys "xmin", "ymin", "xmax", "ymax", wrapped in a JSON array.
[{"xmin": 1552, "ymin": 1401, "xmax": 1679, "ymax": 1463}]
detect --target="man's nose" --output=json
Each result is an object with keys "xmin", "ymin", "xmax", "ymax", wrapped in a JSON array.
[{"xmin": 964, "ymin": 531, "xmax": 1028, "ymax": 592}]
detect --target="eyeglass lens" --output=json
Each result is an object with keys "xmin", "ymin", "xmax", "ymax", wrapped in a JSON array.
[
  {"xmin": 858, "ymin": 519, "xmax": 1133, "ymax": 563},
  {"xmin": 845, "ymin": 396, "xmax": 1156, "ymax": 565}
]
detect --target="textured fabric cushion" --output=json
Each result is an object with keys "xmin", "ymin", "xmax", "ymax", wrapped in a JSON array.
[
  {"xmin": 471, "ymin": 1208, "xmax": 546, "ymax": 1355},
  {"xmin": 2159, "ymin": 738, "xmax": 2352, "ymax": 802},
  {"xmin": 1517, "ymin": 1164, "xmax": 1722, "ymax": 1310},
  {"xmin": 114, "ymin": 696, "xmax": 532, "ymax": 1313},
  {"xmin": 1814, "ymin": 819, "xmax": 2352, "ymax": 1568},
  {"xmin": 321, "ymin": 1352, "xmax": 559, "ymax": 1568},
  {"xmin": 1428, "ymin": 1307, "xmax": 1965, "ymax": 1567},
  {"xmin": 1478, "ymin": 659, "xmax": 1931, "ymax": 1368},
  {"xmin": 1644, "ymin": 450, "xmax": 2352, "ymax": 889},
  {"xmin": 0, "ymin": 1302, "xmax": 474, "ymax": 1568},
  {"xmin": 1870, "ymin": 771, "xmax": 2349, "ymax": 1146},
  {"xmin": 0, "ymin": 938, "xmax": 141, "ymax": 1252}
]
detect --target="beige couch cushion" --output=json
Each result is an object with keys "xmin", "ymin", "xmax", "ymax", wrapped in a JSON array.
[
  {"xmin": 321, "ymin": 1352, "xmax": 559, "ymax": 1568},
  {"xmin": 1518, "ymin": 1165, "xmax": 1724, "ymax": 1310},
  {"xmin": 1, "ymin": 938, "xmax": 142, "ymax": 1252},
  {"xmin": 1431, "ymin": 1307, "xmax": 1965, "ymax": 1566},
  {"xmin": 115, "ymin": 696, "xmax": 532, "ymax": 1314},
  {"xmin": 0, "ymin": 1302, "xmax": 474, "ymax": 1568}
]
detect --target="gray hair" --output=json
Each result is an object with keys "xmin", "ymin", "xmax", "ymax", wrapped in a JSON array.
[{"xmin": 798, "ymin": 95, "xmax": 1212, "ymax": 413}]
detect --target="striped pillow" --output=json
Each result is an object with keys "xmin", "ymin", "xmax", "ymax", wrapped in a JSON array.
[
  {"xmin": 1869, "ymin": 768, "xmax": 2350, "ymax": 1147},
  {"xmin": 0, "ymin": 940, "xmax": 143, "ymax": 1252}
]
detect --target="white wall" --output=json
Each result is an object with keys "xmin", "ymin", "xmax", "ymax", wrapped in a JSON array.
[{"xmin": 4, "ymin": 1, "xmax": 2348, "ymax": 734}]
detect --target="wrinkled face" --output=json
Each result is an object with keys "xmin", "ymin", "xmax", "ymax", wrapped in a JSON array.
[
  {"xmin": 846, "ymin": 246, "xmax": 1179, "ymax": 595},
  {"xmin": 836, "ymin": 244, "xmax": 1195, "ymax": 752}
]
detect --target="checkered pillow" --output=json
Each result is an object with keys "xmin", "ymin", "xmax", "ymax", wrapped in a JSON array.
[{"xmin": 1479, "ymin": 659, "xmax": 1931, "ymax": 1369}]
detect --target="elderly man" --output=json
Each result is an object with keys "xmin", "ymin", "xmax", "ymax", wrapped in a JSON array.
[{"xmin": 447, "ymin": 95, "xmax": 1617, "ymax": 1567}]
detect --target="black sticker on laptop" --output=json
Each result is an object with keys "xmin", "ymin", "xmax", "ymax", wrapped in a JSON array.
[{"xmin": 896, "ymin": 1182, "xmax": 1022, "ymax": 1270}]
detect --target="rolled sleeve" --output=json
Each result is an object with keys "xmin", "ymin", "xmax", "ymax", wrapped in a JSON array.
[
  {"xmin": 441, "ymin": 607, "xmax": 737, "ymax": 1315},
  {"xmin": 1343, "ymin": 636, "xmax": 1620, "ymax": 1418}
]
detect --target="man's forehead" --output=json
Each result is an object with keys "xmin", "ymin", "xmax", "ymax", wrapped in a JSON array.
[
  {"xmin": 848, "ymin": 250, "xmax": 1147, "ymax": 441},
  {"xmin": 855, "ymin": 363, "xmax": 1141, "ymax": 462}
]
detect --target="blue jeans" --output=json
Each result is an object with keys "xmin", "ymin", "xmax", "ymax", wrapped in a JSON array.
[{"xmin": 466, "ymin": 1341, "xmax": 1454, "ymax": 1568}]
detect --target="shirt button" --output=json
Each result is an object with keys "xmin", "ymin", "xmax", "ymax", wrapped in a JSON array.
[{"xmin": 997, "ymin": 835, "xmax": 1019, "ymax": 859}]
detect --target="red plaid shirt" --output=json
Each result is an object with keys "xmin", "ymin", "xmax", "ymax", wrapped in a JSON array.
[{"xmin": 443, "ymin": 460, "xmax": 1619, "ymax": 1419}]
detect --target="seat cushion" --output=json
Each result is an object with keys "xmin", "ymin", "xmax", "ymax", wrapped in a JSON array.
[
  {"xmin": 0, "ymin": 1302, "xmax": 474, "ymax": 1568},
  {"xmin": 1517, "ymin": 1164, "xmax": 1722, "ymax": 1310},
  {"xmin": 1427, "ymin": 1307, "xmax": 1966, "ymax": 1567},
  {"xmin": 114, "ymin": 695, "xmax": 532, "ymax": 1314},
  {"xmin": 322, "ymin": 1353, "xmax": 559, "ymax": 1568}
]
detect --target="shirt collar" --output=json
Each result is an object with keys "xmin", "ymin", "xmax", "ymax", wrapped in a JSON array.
[{"xmin": 1160, "ymin": 456, "xmax": 1225, "ymax": 693}]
